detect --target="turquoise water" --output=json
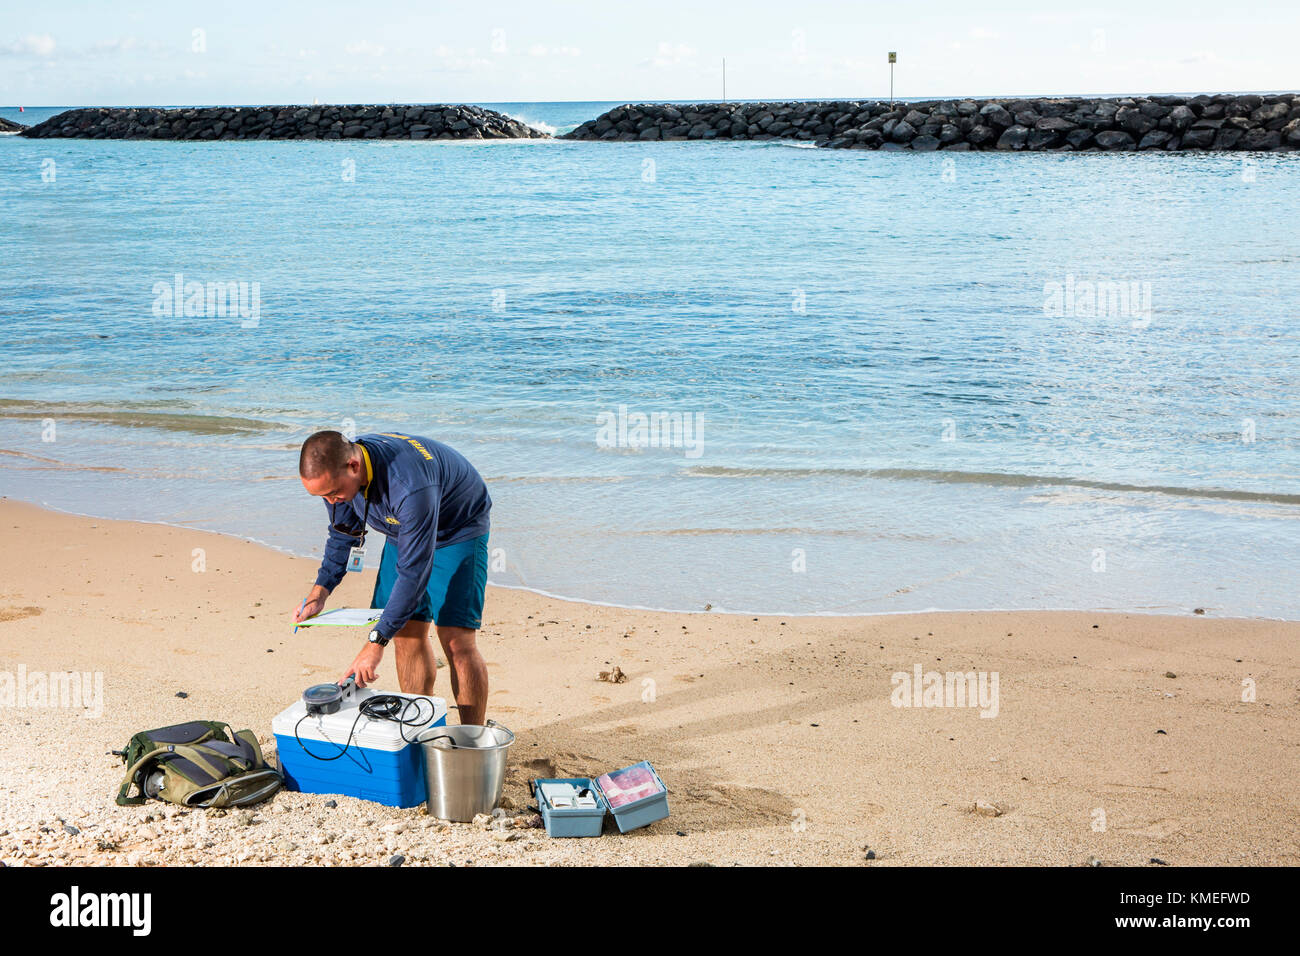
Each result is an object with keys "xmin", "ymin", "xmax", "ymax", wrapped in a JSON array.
[{"xmin": 2, "ymin": 103, "xmax": 1298, "ymax": 618}]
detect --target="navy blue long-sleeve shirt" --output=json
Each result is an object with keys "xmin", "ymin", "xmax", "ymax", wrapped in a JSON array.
[{"xmin": 314, "ymin": 432, "xmax": 491, "ymax": 640}]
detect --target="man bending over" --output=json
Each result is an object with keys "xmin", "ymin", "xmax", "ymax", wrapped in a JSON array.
[{"xmin": 294, "ymin": 430, "xmax": 492, "ymax": 725}]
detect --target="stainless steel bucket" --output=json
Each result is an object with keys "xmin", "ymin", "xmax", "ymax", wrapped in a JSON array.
[{"xmin": 417, "ymin": 720, "xmax": 515, "ymax": 822}]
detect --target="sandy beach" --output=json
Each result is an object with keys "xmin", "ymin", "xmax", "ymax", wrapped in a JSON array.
[{"xmin": 1, "ymin": 495, "xmax": 1296, "ymax": 867}]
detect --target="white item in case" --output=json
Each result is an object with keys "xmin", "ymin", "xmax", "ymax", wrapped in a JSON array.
[{"xmin": 540, "ymin": 782, "xmax": 597, "ymax": 808}]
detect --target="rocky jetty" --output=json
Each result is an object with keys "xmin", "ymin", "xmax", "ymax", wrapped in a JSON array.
[
  {"xmin": 563, "ymin": 93, "xmax": 1300, "ymax": 151},
  {"xmin": 0, "ymin": 116, "xmax": 26, "ymax": 133},
  {"xmin": 19, "ymin": 104, "xmax": 547, "ymax": 141}
]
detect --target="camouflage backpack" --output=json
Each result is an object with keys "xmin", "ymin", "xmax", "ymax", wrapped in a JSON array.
[{"xmin": 114, "ymin": 720, "xmax": 282, "ymax": 808}]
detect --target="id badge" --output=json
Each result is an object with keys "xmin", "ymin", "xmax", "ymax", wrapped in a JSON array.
[{"xmin": 346, "ymin": 546, "xmax": 366, "ymax": 573}]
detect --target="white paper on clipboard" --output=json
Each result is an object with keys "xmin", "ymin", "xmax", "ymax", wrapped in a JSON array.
[{"xmin": 294, "ymin": 607, "xmax": 383, "ymax": 627}]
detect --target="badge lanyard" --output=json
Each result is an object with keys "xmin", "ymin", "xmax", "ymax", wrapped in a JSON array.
[{"xmin": 345, "ymin": 469, "xmax": 372, "ymax": 574}]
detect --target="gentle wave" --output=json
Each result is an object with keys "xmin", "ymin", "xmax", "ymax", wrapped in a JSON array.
[
  {"xmin": 0, "ymin": 399, "xmax": 284, "ymax": 435},
  {"xmin": 684, "ymin": 464, "xmax": 1300, "ymax": 505},
  {"xmin": 0, "ymin": 447, "xmax": 127, "ymax": 472},
  {"xmin": 617, "ymin": 527, "xmax": 945, "ymax": 540},
  {"xmin": 481, "ymin": 474, "xmax": 629, "ymax": 485}
]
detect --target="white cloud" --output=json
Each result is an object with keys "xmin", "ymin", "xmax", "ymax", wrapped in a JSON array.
[
  {"xmin": 92, "ymin": 37, "xmax": 139, "ymax": 54},
  {"xmin": 410, "ymin": 43, "xmax": 494, "ymax": 72},
  {"xmin": 345, "ymin": 40, "xmax": 386, "ymax": 57},
  {"xmin": 528, "ymin": 43, "xmax": 581, "ymax": 57},
  {"xmin": 642, "ymin": 41, "xmax": 696, "ymax": 69},
  {"xmin": 969, "ymin": 27, "xmax": 1000, "ymax": 40},
  {"xmin": 2, "ymin": 33, "xmax": 56, "ymax": 57}
]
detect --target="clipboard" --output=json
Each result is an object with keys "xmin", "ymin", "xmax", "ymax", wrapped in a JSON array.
[{"xmin": 293, "ymin": 607, "xmax": 383, "ymax": 628}]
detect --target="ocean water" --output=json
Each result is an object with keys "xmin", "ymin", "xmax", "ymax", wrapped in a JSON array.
[{"xmin": 1, "ymin": 102, "xmax": 1297, "ymax": 618}]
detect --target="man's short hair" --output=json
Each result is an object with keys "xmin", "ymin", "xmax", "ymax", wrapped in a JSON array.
[{"xmin": 300, "ymin": 430, "xmax": 353, "ymax": 479}]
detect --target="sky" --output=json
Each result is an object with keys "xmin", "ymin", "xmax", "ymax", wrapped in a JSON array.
[{"xmin": 1, "ymin": 0, "xmax": 1297, "ymax": 106}]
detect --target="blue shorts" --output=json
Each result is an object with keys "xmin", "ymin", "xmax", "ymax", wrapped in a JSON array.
[{"xmin": 371, "ymin": 533, "xmax": 489, "ymax": 630}]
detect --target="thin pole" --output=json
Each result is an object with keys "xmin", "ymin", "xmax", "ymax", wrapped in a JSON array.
[{"xmin": 723, "ymin": 57, "xmax": 727, "ymax": 103}]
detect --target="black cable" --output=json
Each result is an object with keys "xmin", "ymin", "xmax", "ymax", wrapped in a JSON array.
[
  {"xmin": 293, "ymin": 694, "xmax": 436, "ymax": 762},
  {"xmin": 361, "ymin": 694, "xmax": 437, "ymax": 745}
]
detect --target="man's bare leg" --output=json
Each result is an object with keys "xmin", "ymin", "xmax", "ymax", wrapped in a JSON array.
[
  {"xmin": 436, "ymin": 625, "xmax": 488, "ymax": 725},
  {"xmin": 391, "ymin": 619, "xmax": 436, "ymax": 696}
]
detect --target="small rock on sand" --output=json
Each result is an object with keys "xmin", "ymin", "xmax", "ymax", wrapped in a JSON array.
[{"xmin": 973, "ymin": 800, "xmax": 1003, "ymax": 817}]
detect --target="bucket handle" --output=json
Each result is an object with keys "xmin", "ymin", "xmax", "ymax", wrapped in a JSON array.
[{"xmin": 421, "ymin": 720, "xmax": 514, "ymax": 750}]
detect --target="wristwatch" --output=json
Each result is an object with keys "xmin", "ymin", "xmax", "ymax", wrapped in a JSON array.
[{"xmin": 367, "ymin": 629, "xmax": 390, "ymax": 647}]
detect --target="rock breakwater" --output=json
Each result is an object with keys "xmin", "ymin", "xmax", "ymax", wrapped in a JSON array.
[
  {"xmin": 563, "ymin": 93, "xmax": 1300, "ymax": 151},
  {"xmin": 19, "ymin": 104, "xmax": 547, "ymax": 141}
]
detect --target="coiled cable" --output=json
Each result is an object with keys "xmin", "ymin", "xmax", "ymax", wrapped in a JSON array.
[{"xmin": 293, "ymin": 693, "xmax": 436, "ymax": 762}]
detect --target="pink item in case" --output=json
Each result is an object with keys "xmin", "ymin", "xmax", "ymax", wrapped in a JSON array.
[{"xmin": 596, "ymin": 763, "xmax": 663, "ymax": 808}]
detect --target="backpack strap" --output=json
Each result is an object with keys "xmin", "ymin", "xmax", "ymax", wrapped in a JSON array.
[
  {"xmin": 166, "ymin": 743, "xmax": 233, "ymax": 781},
  {"xmin": 234, "ymin": 730, "xmax": 266, "ymax": 766},
  {"xmin": 186, "ymin": 768, "xmax": 284, "ymax": 808},
  {"xmin": 116, "ymin": 742, "xmax": 233, "ymax": 805},
  {"xmin": 115, "ymin": 745, "xmax": 173, "ymax": 805}
]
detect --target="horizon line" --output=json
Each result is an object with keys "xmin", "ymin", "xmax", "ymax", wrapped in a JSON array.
[{"xmin": 4, "ymin": 87, "xmax": 1298, "ymax": 111}]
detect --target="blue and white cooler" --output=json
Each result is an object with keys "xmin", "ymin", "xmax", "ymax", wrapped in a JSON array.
[{"xmin": 272, "ymin": 682, "xmax": 446, "ymax": 808}]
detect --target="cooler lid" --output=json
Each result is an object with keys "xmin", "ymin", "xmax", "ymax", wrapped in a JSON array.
[{"xmin": 272, "ymin": 687, "xmax": 446, "ymax": 753}]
